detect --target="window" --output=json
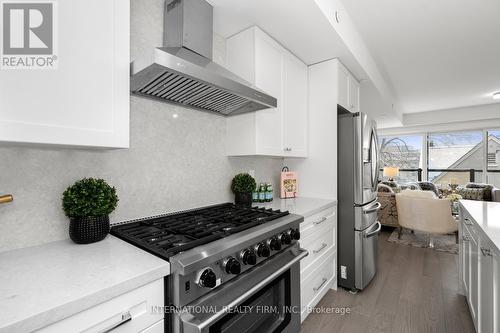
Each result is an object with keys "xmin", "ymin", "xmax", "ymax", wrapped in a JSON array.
[
  {"xmin": 487, "ymin": 130, "xmax": 500, "ymax": 187},
  {"xmin": 379, "ymin": 135, "xmax": 423, "ymax": 183},
  {"xmin": 427, "ymin": 131, "xmax": 483, "ymax": 187}
]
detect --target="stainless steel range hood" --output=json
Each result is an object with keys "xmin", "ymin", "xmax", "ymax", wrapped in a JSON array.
[{"xmin": 130, "ymin": 0, "xmax": 277, "ymax": 116}]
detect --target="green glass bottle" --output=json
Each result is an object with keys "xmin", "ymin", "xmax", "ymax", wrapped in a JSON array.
[
  {"xmin": 252, "ymin": 183, "xmax": 259, "ymax": 202},
  {"xmin": 265, "ymin": 183, "xmax": 273, "ymax": 202},
  {"xmin": 258, "ymin": 183, "xmax": 266, "ymax": 203}
]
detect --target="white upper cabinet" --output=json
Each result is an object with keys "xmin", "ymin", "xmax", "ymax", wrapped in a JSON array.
[
  {"xmin": 226, "ymin": 27, "xmax": 307, "ymax": 157},
  {"xmin": 349, "ymin": 76, "xmax": 360, "ymax": 112},
  {"xmin": 283, "ymin": 55, "xmax": 308, "ymax": 157},
  {"xmin": 337, "ymin": 66, "xmax": 350, "ymax": 110},
  {"xmin": 0, "ymin": 0, "xmax": 130, "ymax": 148},
  {"xmin": 337, "ymin": 63, "xmax": 360, "ymax": 113},
  {"xmin": 254, "ymin": 32, "xmax": 284, "ymax": 155}
]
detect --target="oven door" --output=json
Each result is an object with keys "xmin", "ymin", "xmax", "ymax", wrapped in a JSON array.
[{"xmin": 177, "ymin": 245, "xmax": 307, "ymax": 333}]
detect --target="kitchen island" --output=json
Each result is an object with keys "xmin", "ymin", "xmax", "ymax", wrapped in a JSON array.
[{"xmin": 459, "ymin": 200, "xmax": 500, "ymax": 333}]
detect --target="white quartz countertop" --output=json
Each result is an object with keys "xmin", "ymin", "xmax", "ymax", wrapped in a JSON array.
[
  {"xmin": 255, "ymin": 197, "xmax": 336, "ymax": 219},
  {"xmin": 460, "ymin": 200, "xmax": 500, "ymax": 251},
  {"xmin": 0, "ymin": 235, "xmax": 170, "ymax": 333}
]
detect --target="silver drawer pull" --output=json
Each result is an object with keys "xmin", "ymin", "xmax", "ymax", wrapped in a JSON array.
[
  {"xmin": 99, "ymin": 311, "xmax": 132, "ymax": 333},
  {"xmin": 313, "ymin": 243, "xmax": 328, "ymax": 254},
  {"xmin": 481, "ymin": 248, "xmax": 493, "ymax": 257},
  {"xmin": 462, "ymin": 235, "xmax": 470, "ymax": 241},
  {"xmin": 313, "ymin": 277, "xmax": 328, "ymax": 292},
  {"xmin": 313, "ymin": 217, "xmax": 327, "ymax": 225},
  {"xmin": 464, "ymin": 218, "xmax": 473, "ymax": 225}
]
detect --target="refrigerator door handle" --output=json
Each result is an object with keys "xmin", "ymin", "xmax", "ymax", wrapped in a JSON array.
[
  {"xmin": 363, "ymin": 201, "xmax": 381, "ymax": 214},
  {"xmin": 364, "ymin": 221, "xmax": 381, "ymax": 238}
]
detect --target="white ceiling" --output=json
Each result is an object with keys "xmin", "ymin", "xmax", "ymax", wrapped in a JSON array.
[
  {"xmin": 208, "ymin": 0, "xmax": 402, "ymax": 123},
  {"xmin": 342, "ymin": 0, "xmax": 500, "ymax": 113},
  {"xmin": 208, "ymin": 0, "xmax": 365, "ymax": 78}
]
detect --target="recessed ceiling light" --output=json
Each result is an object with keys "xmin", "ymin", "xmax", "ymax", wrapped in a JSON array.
[{"xmin": 493, "ymin": 92, "xmax": 500, "ymax": 100}]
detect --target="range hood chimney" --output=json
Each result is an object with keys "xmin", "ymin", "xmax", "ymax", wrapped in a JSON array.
[{"xmin": 130, "ymin": 0, "xmax": 277, "ymax": 116}]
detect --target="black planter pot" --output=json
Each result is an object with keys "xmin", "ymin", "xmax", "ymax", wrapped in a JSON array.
[
  {"xmin": 235, "ymin": 192, "xmax": 253, "ymax": 206},
  {"xmin": 69, "ymin": 216, "xmax": 110, "ymax": 244}
]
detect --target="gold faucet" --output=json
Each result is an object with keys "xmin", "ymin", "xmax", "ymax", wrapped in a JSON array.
[{"xmin": 0, "ymin": 194, "xmax": 13, "ymax": 204}]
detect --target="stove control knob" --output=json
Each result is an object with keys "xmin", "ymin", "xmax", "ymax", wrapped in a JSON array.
[
  {"xmin": 198, "ymin": 268, "xmax": 217, "ymax": 289},
  {"xmin": 278, "ymin": 232, "xmax": 292, "ymax": 245},
  {"xmin": 256, "ymin": 243, "xmax": 271, "ymax": 257},
  {"xmin": 288, "ymin": 228, "xmax": 301, "ymax": 240},
  {"xmin": 241, "ymin": 249, "xmax": 257, "ymax": 265},
  {"xmin": 224, "ymin": 257, "xmax": 241, "ymax": 275},
  {"xmin": 268, "ymin": 237, "xmax": 282, "ymax": 251}
]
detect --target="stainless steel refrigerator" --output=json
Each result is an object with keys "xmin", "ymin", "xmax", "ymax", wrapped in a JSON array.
[{"xmin": 338, "ymin": 109, "xmax": 382, "ymax": 291}]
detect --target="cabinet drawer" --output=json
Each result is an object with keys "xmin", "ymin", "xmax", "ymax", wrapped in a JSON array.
[
  {"xmin": 300, "ymin": 207, "xmax": 335, "ymax": 237},
  {"xmin": 300, "ymin": 251, "xmax": 335, "ymax": 322},
  {"xmin": 300, "ymin": 221, "xmax": 335, "ymax": 274},
  {"xmin": 140, "ymin": 320, "xmax": 164, "ymax": 333},
  {"xmin": 37, "ymin": 279, "xmax": 164, "ymax": 333}
]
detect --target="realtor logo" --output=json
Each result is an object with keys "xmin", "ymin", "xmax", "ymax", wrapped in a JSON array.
[{"xmin": 1, "ymin": 1, "xmax": 58, "ymax": 69}]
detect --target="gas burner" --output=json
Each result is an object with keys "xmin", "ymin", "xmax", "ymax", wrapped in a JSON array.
[{"xmin": 111, "ymin": 203, "xmax": 289, "ymax": 259}]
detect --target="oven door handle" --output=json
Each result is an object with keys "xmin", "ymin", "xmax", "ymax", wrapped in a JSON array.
[{"xmin": 180, "ymin": 248, "xmax": 308, "ymax": 333}]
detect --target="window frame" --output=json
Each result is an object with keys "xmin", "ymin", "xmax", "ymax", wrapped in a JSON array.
[{"xmin": 379, "ymin": 128, "xmax": 500, "ymax": 185}]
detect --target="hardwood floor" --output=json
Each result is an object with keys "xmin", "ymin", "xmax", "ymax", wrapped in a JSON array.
[{"xmin": 300, "ymin": 229, "xmax": 475, "ymax": 333}]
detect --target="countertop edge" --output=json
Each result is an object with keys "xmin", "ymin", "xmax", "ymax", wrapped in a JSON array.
[
  {"xmin": 1, "ymin": 264, "xmax": 170, "ymax": 333},
  {"xmin": 460, "ymin": 200, "xmax": 500, "ymax": 253},
  {"xmin": 300, "ymin": 200, "xmax": 336, "ymax": 218},
  {"xmin": 254, "ymin": 197, "xmax": 337, "ymax": 219}
]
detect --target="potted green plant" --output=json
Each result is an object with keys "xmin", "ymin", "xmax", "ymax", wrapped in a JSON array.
[
  {"xmin": 62, "ymin": 178, "xmax": 118, "ymax": 244},
  {"xmin": 231, "ymin": 173, "xmax": 256, "ymax": 207}
]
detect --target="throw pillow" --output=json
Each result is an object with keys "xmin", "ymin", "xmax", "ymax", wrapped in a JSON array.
[{"xmin": 418, "ymin": 181, "xmax": 439, "ymax": 196}]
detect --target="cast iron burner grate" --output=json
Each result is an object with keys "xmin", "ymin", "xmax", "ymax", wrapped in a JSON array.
[{"xmin": 110, "ymin": 203, "xmax": 289, "ymax": 260}]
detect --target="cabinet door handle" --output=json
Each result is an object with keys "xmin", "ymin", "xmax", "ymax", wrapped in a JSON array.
[
  {"xmin": 313, "ymin": 216, "xmax": 328, "ymax": 225},
  {"xmin": 0, "ymin": 194, "xmax": 13, "ymax": 204},
  {"xmin": 313, "ymin": 243, "xmax": 328, "ymax": 254},
  {"xmin": 99, "ymin": 311, "xmax": 132, "ymax": 333},
  {"xmin": 313, "ymin": 277, "xmax": 328, "ymax": 293},
  {"xmin": 481, "ymin": 248, "xmax": 493, "ymax": 257}
]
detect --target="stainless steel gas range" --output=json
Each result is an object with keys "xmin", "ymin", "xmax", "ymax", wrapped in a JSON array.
[{"xmin": 111, "ymin": 203, "xmax": 307, "ymax": 333}]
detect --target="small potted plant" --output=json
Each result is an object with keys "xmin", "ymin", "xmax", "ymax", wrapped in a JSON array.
[
  {"xmin": 231, "ymin": 173, "xmax": 256, "ymax": 207},
  {"xmin": 446, "ymin": 193, "xmax": 463, "ymax": 215},
  {"xmin": 62, "ymin": 178, "xmax": 118, "ymax": 244}
]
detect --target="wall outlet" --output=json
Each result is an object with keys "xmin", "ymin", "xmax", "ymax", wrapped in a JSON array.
[
  {"xmin": 248, "ymin": 170, "xmax": 255, "ymax": 178},
  {"xmin": 340, "ymin": 265, "xmax": 347, "ymax": 279}
]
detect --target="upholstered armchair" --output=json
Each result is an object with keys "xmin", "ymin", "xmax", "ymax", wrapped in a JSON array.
[
  {"xmin": 396, "ymin": 190, "xmax": 458, "ymax": 245},
  {"xmin": 377, "ymin": 184, "xmax": 399, "ymax": 227}
]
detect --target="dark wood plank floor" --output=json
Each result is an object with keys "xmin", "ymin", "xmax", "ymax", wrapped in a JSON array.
[{"xmin": 300, "ymin": 229, "xmax": 475, "ymax": 333}]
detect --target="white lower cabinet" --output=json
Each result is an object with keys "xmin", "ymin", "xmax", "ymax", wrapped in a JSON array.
[
  {"xmin": 140, "ymin": 320, "xmax": 164, "ymax": 333},
  {"xmin": 37, "ymin": 279, "xmax": 164, "ymax": 333},
  {"xmin": 460, "ymin": 206, "xmax": 500, "ymax": 333},
  {"xmin": 300, "ymin": 250, "xmax": 336, "ymax": 322},
  {"xmin": 299, "ymin": 206, "xmax": 337, "ymax": 322}
]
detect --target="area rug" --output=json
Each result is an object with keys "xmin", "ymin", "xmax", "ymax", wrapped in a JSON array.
[{"xmin": 387, "ymin": 229, "xmax": 458, "ymax": 254}]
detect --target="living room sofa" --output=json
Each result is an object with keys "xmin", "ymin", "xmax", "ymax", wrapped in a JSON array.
[{"xmin": 377, "ymin": 181, "xmax": 500, "ymax": 227}]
